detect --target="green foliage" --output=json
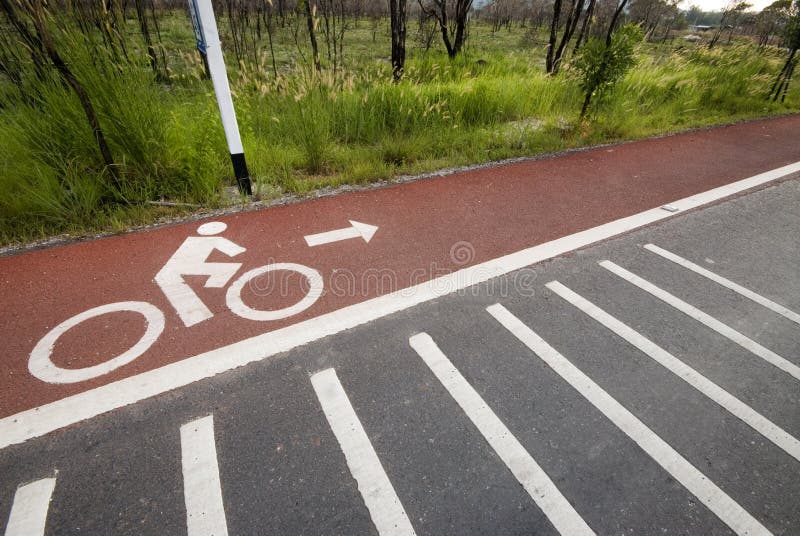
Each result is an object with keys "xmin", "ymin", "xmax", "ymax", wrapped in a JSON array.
[
  {"xmin": 574, "ymin": 24, "xmax": 644, "ymax": 117},
  {"xmin": 0, "ymin": 15, "xmax": 798, "ymax": 247},
  {"xmin": 0, "ymin": 24, "xmax": 227, "ymax": 242}
]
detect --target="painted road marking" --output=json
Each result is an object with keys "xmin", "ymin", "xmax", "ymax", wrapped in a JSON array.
[
  {"xmin": 311, "ymin": 368, "xmax": 416, "ymax": 536},
  {"xmin": 599, "ymin": 261, "xmax": 800, "ymax": 382},
  {"xmin": 180, "ymin": 415, "xmax": 229, "ymax": 536},
  {"xmin": 409, "ymin": 333, "xmax": 594, "ymax": 535},
  {"xmin": 643, "ymin": 244, "xmax": 800, "ymax": 326},
  {"xmin": 304, "ymin": 220, "xmax": 379, "ymax": 247},
  {"xmin": 225, "ymin": 263, "xmax": 324, "ymax": 321},
  {"xmin": 3, "ymin": 478, "xmax": 56, "ymax": 536},
  {"xmin": 486, "ymin": 303, "xmax": 772, "ymax": 536},
  {"xmin": 2, "ymin": 161, "xmax": 799, "ymax": 450},
  {"xmin": 197, "ymin": 221, "xmax": 228, "ymax": 236},
  {"xmin": 546, "ymin": 281, "xmax": 800, "ymax": 462},
  {"xmin": 28, "ymin": 301, "xmax": 165, "ymax": 384},
  {"xmin": 154, "ymin": 227, "xmax": 245, "ymax": 327}
]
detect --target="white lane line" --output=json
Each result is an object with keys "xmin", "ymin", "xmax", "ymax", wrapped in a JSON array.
[
  {"xmin": 311, "ymin": 368, "xmax": 416, "ymax": 536},
  {"xmin": 180, "ymin": 415, "xmax": 229, "ymax": 536},
  {"xmin": 4, "ymin": 478, "xmax": 57, "ymax": 536},
  {"xmin": 644, "ymin": 244, "xmax": 800, "ymax": 326},
  {"xmin": 486, "ymin": 303, "xmax": 772, "ymax": 536},
  {"xmin": 2, "ymin": 160, "xmax": 799, "ymax": 450},
  {"xmin": 546, "ymin": 281, "xmax": 800, "ymax": 462},
  {"xmin": 409, "ymin": 333, "xmax": 594, "ymax": 536},
  {"xmin": 599, "ymin": 261, "xmax": 800, "ymax": 382}
]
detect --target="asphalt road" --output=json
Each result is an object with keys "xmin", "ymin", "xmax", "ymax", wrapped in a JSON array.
[{"xmin": 2, "ymin": 172, "xmax": 798, "ymax": 534}]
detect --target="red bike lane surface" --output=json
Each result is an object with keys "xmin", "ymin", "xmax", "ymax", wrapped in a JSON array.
[{"xmin": 1, "ymin": 115, "xmax": 798, "ymax": 418}]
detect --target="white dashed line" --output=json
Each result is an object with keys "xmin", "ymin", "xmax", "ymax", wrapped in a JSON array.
[
  {"xmin": 311, "ymin": 368, "xmax": 416, "ymax": 536},
  {"xmin": 487, "ymin": 303, "xmax": 771, "ymax": 536},
  {"xmin": 599, "ymin": 260, "xmax": 800, "ymax": 381},
  {"xmin": 4, "ymin": 478, "xmax": 56, "ymax": 536},
  {"xmin": 643, "ymin": 244, "xmax": 800, "ymax": 326},
  {"xmin": 409, "ymin": 333, "xmax": 595, "ymax": 536},
  {"xmin": 180, "ymin": 415, "xmax": 229, "ymax": 536},
  {"xmin": 547, "ymin": 281, "xmax": 800, "ymax": 462}
]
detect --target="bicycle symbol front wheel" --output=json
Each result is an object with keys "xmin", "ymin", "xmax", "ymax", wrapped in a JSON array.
[{"xmin": 226, "ymin": 263, "xmax": 324, "ymax": 321}]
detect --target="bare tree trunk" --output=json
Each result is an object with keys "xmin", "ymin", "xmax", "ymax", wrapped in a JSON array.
[
  {"xmin": 302, "ymin": 0, "xmax": 321, "ymax": 71},
  {"xmin": 134, "ymin": 0, "xmax": 160, "ymax": 77},
  {"xmin": 552, "ymin": 0, "xmax": 586, "ymax": 74},
  {"xmin": 780, "ymin": 59, "xmax": 796, "ymax": 102},
  {"xmin": 263, "ymin": 2, "xmax": 278, "ymax": 79},
  {"xmin": 605, "ymin": 0, "xmax": 628, "ymax": 44},
  {"xmin": 148, "ymin": 0, "xmax": 169, "ymax": 75},
  {"xmin": 0, "ymin": 0, "xmax": 119, "ymax": 185},
  {"xmin": 98, "ymin": 0, "xmax": 129, "ymax": 64},
  {"xmin": 390, "ymin": 0, "xmax": 407, "ymax": 81},
  {"xmin": 708, "ymin": 8, "xmax": 729, "ymax": 49},
  {"xmin": 573, "ymin": 0, "xmax": 596, "ymax": 54},
  {"xmin": 450, "ymin": 0, "xmax": 472, "ymax": 56},
  {"xmin": 546, "ymin": 0, "xmax": 563, "ymax": 73},
  {"xmin": 769, "ymin": 47, "xmax": 797, "ymax": 102},
  {"xmin": 428, "ymin": 0, "xmax": 454, "ymax": 56},
  {"xmin": 418, "ymin": 0, "xmax": 472, "ymax": 59}
]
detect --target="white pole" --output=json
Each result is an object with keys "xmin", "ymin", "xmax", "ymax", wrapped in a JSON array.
[{"xmin": 191, "ymin": 0, "xmax": 252, "ymax": 195}]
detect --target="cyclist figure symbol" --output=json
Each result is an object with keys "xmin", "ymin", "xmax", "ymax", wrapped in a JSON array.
[
  {"xmin": 155, "ymin": 221, "xmax": 246, "ymax": 327},
  {"xmin": 29, "ymin": 221, "xmax": 324, "ymax": 384}
]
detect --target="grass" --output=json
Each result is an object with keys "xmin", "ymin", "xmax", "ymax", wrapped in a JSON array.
[{"xmin": 0, "ymin": 13, "xmax": 798, "ymax": 247}]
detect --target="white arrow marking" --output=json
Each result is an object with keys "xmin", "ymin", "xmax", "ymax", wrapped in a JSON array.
[{"xmin": 304, "ymin": 220, "xmax": 378, "ymax": 247}]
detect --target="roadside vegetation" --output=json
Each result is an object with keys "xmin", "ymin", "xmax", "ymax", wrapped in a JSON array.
[{"xmin": 1, "ymin": 0, "xmax": 799, "ymax": 247}]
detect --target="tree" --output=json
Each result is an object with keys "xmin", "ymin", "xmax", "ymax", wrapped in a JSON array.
[
  {"xmin": 261, "ymin": 0, "xmax": 279, "ymax": 79},
  {"xmin": 575, "ymin": 19, "xmax": 642, "ymax": 119},
  {"xmin": 300, "ymin": 0, "xmax": 322, "ymax": 71},
  {"xmin": 389, "ymin": 0, "xmax": 408, "ymax": 81},
  {"xmin": 756, "ymin": 0, "xmax": 792, "ymax": 47},
  {"xmin": 628, "ymin": 0, "xmax": 681, "ymax": 40},
  {"xmin": 134, "ymin": 0, "xmax": 168, "ymax": 79},
  {"xmin": 0, "ymin": 0, "xmax": 118, "ymax": 185},
  {"xmin": 484, "ymin": 0, "xmax": 527, "ymax": 31},
  {"xmin": 708, "ymin": 0, "xmax": 752, "ymax": 48},
  {"xmin": 768, "ymin": 0, "xmax": 800, "ymax": 101},
  {"xmin": 417, "ymin": 0, "xmax": 474, "ymax": 58},
  {"xmin": 573, "ymin": 0, "xmax": 597, "ymax": 53},
  {"xmin": 547, "ymin": 0, "xmax": 588, "ymax": 74},
  {"xmin": 318, "ymin": 0, "xmax": 348, "ymax": 74}
]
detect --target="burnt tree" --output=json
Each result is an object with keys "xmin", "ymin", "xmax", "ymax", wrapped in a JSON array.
[
  {"xmin": 0, "ymin": 0, "xmax": 119, "ymax": 185},
  {"xmin": 389, "ymin": 0, "xmax": 407, "ymax": 81},
  {"xmin": 418, "ymin": 0, "xmax": 474, "ymax": 58}
]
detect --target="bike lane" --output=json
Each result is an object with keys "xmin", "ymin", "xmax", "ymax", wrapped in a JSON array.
[{"xmin": 1, "ymin": 115, "xmax": 799, "ymax": 426}]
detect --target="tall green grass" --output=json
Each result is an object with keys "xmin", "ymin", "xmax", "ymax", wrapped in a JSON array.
[
  {"xmin": 588, "ymin": 44, "xmax": 795, "ymax": 140},
  {"xmin": 1, "ymin": 14, "xmax": 798, "ymax": 247},
  {"xmin": 0, "ymin": 27, "xmax": 228, "ymax": 243}
]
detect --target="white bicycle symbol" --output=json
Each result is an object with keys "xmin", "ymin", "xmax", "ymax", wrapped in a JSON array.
[{"xmin": 29, "ymin": 221, "xmax": 323, "ymax": 384}]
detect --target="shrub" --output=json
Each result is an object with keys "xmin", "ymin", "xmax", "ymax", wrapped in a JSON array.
[{"xmin": 574, "ymin": 24, "xmax": 644, "ymax": 119}]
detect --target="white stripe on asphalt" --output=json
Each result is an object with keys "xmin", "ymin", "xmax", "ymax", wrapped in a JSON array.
[
  {"xmin": 546, "ymin": 281, "xmax": 800, "ymax": 462},
  {"xmin": 4, "ymin": 478, "xmax": 57, "ymax": 536},
  {"xmin": 409, "ymin": 333, "xmax": 594, "ymax": 536},
  {"xmin": 2, "ymin": 160, "xmax": 799, "ymax": 450},
  {"xmin": 486, "ymin": 303, "xmax": 771, "ymax": 536},
  {"xmin": 311, "ymin": 368, "xmax": 416, "ymax": 536},
  {"xmin": 180, "ymin": 415, "xmax": 229, "ymax": 536},
  {"xmin": 599, "ymin": 261, "xmax": 800, "ymax": 381},
  {"xmin": 643, "ymin": 244, "xmax": 800, "ymax": 326}
]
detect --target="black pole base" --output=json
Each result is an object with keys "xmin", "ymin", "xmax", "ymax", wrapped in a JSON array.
[{"xmin": 230, "ymin": 152, "xmax": 252, "ymax": 196}]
